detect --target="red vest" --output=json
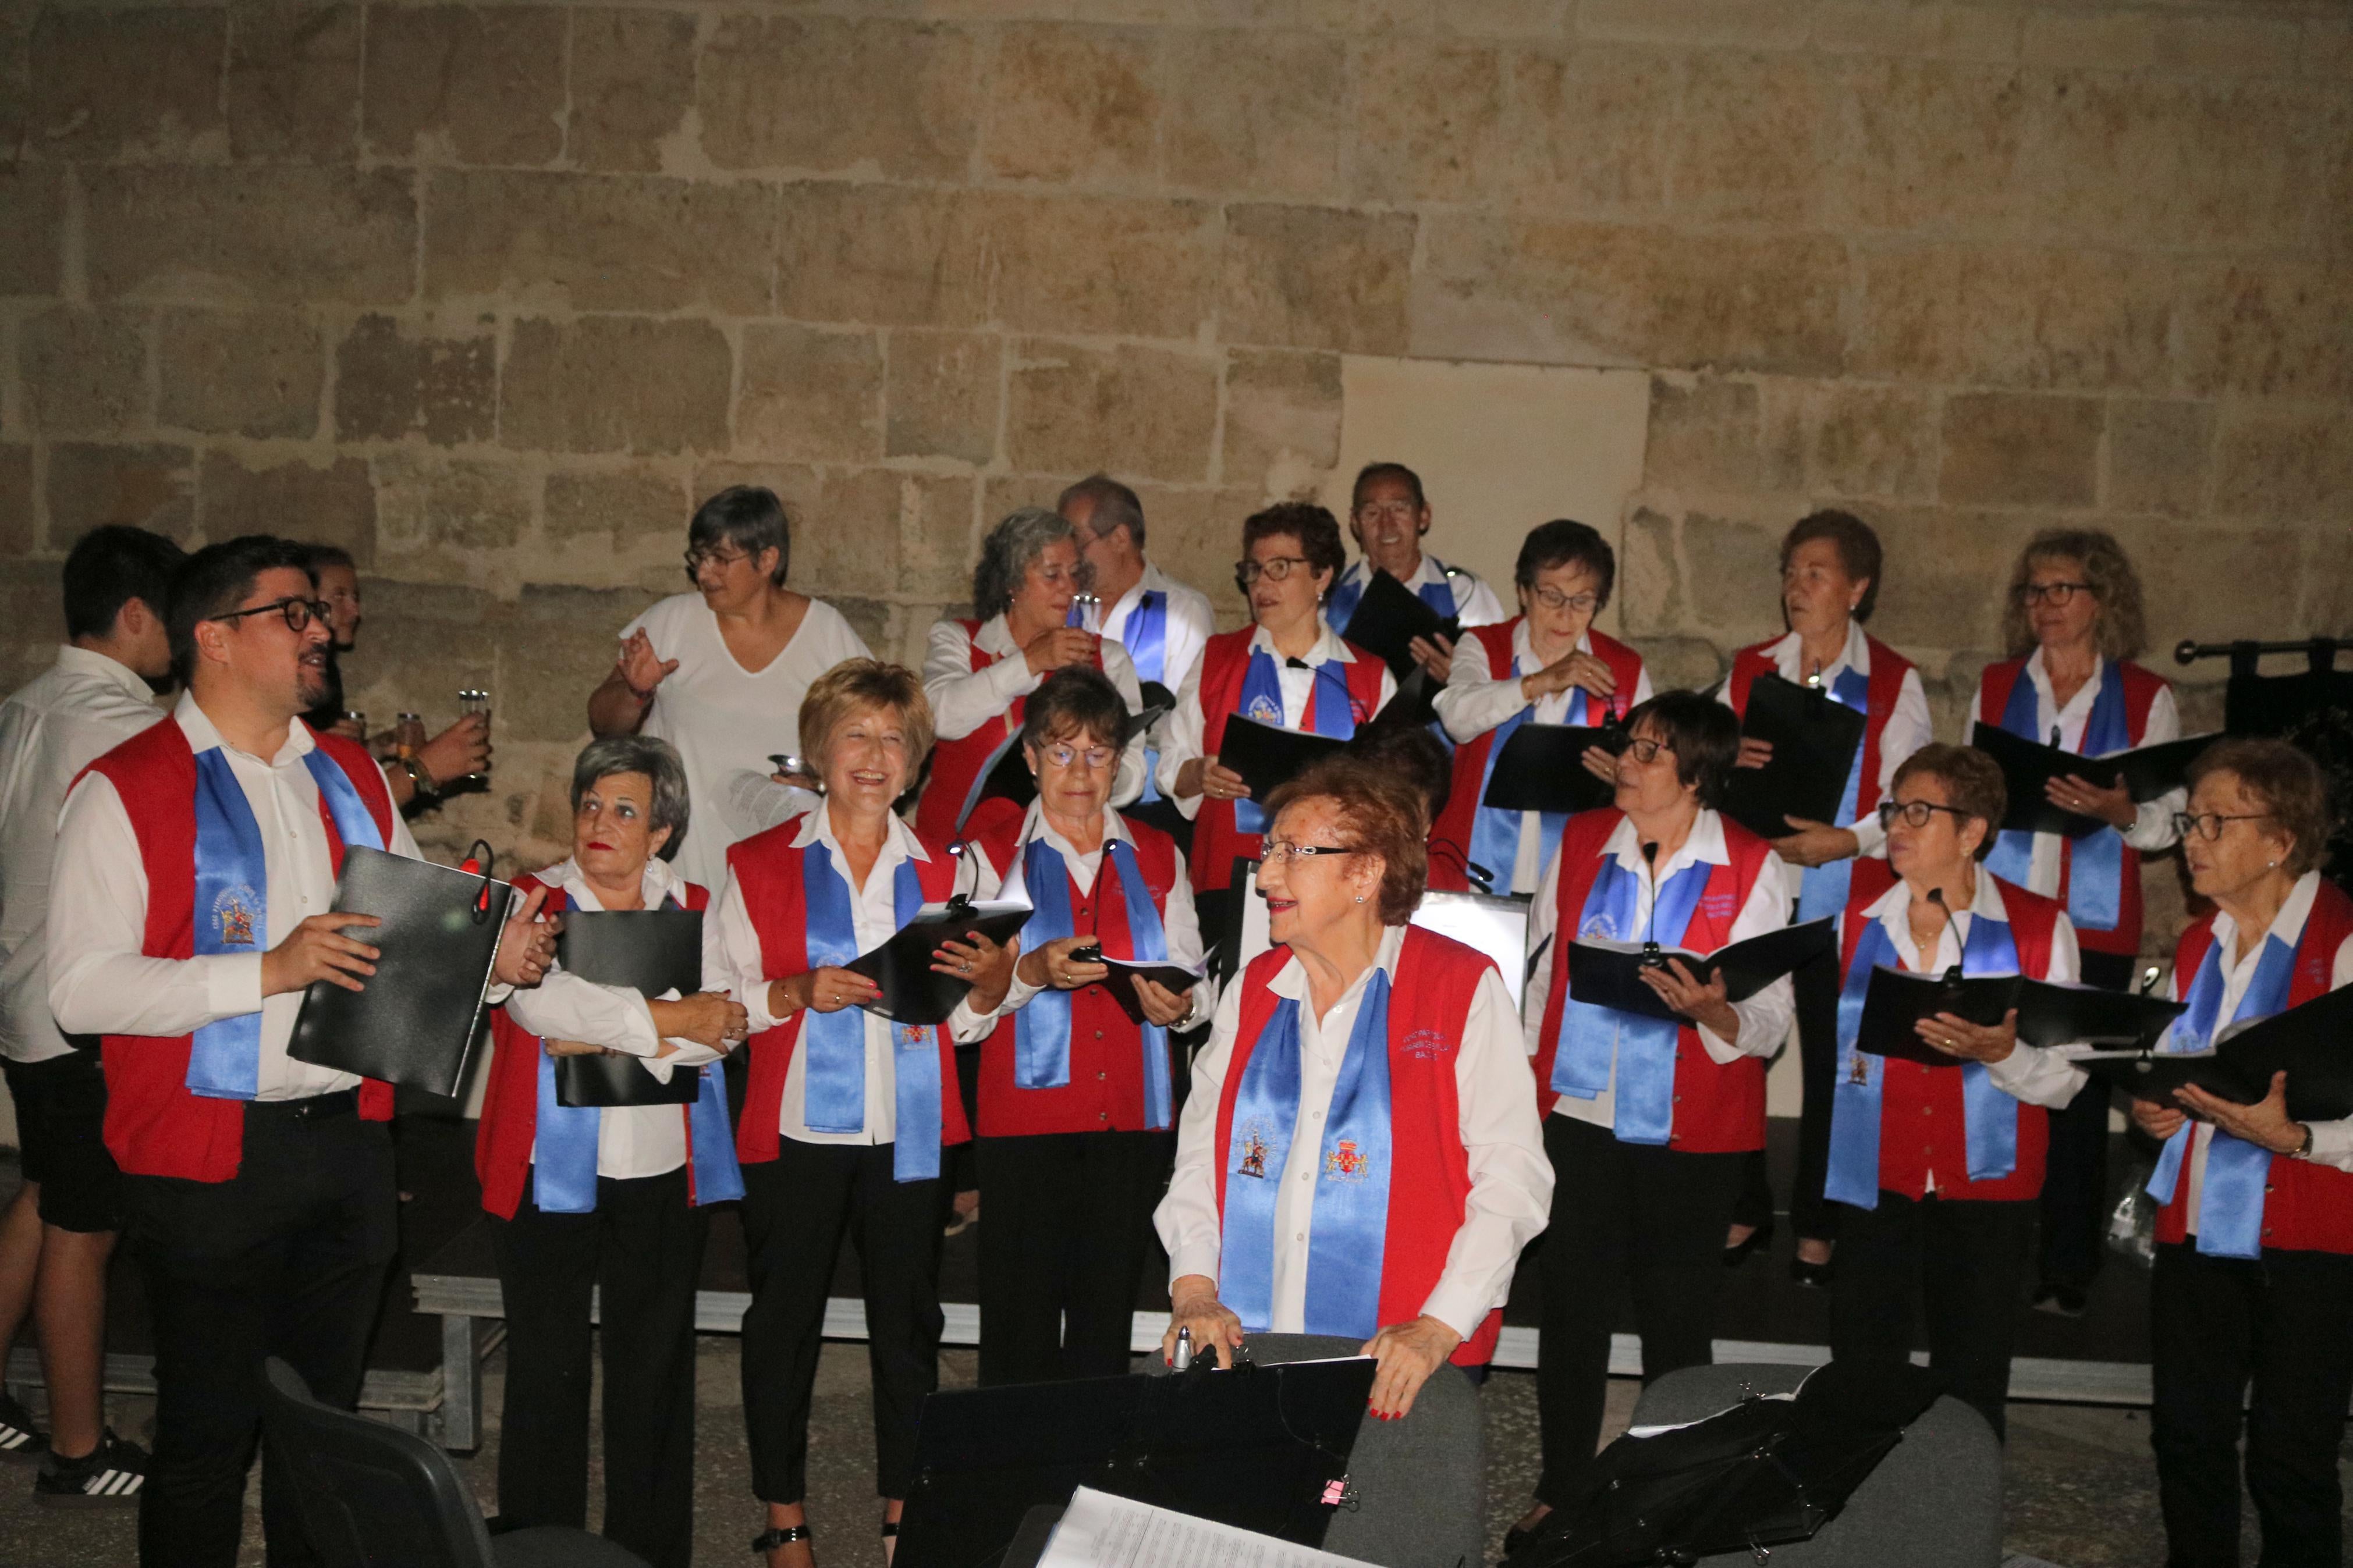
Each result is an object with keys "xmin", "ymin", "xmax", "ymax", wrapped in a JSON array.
[
  {"xmin": 913, "ymin": 620, "xmax": 1105, "ymax": 847},
  {"xmin": 1212, "ymin": 928, "xmax": 1504, "ymax": 1366},
  {"xmin": 1189, "ymin": 628, "xmax": 1389, "ymax": 893},
  {"xmin": 2155, "ymin": 880, "xmax": 2353, "ymax": 1255},
  {"xmin": 1976, "ymin": 657, "xmax": 2169, "ymax": 958},
  {"xmin": 83, "ymin": 719, "xmax": 398, "ymax": 1182},
  {"xmin": 725, "ymin": 816, "xmax": 973, "ymax": 1164},
  {"xmin": 1428, "ymin": 623, "xmax": 1644, "ymax": 894},
  {"xmin": 1727, "ymin": 636, "xmax": 1913, "ymax": 909},
  {"xmin": 475, "ymin": 875, "xmax": 717, "ymax": 1221},
  {"xmin": 965, "ymin": 799, "xmax": 1182, "ymax": 1137},
  {"xmin": 1842, "ymin": 876, "xmax": 2064, "ymax": 1203},
  {"xmin": 1532, "ymin": 809, "xmax": 1776, "ymax": 1151}
]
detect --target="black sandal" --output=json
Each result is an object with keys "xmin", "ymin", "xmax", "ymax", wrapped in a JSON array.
[
  {"xmin": 880, "ymin": 1521, "xmax": 899, "ymax": 1539},
  {"xmin": 751, "ymin": 1524, "xmax": 811, "ymax": 1555}
]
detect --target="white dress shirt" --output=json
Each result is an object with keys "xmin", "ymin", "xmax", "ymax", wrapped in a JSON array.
[
  {"xmin": 620, "ymin": 592, "xmax": 872, "ymax": 895},
  {"xmin": 923, "ymin": 614, "xmax": 1148, "ymax": 808},
  {"xmin": 1716, "ymin": 623, "xmax": 1933, "ymax": 885},
  {"xmin": 1154, "ymin": 623, "xmax": 1399, "ymax": 813},
  {"xmin": 1334, "ymin": 553, "xmax": 1507, "ymax": 629},
  {"xmin": 0, "ymin": 647, "xmax": 166, "ymax": 1064},
  {"xmin": 1980, "ymin": 650, "xmax": 2184, "ymax": 897},
  {"xmin": 1155, "ymin": 924, "xmax": 1552, "ymax": 1340},
  {"xmin": 49, "ymin": 693, "xmax": 425, "ymax": 1100},
  {"xmin": 1435, "ymin": 623, "xmax": 1656, "ymax": 895},
  {"xmin": 1100, "ymin": 560, "xmax": 1215, "ymax": 699},
  {"xmin": 986, "ymin": 801, "xmax": 1217, "ymax": 1028},
  {"xmin": 501, "ymin": 856, "xmax": 734, "ymax": 1182},
  {"xmin": 718, "ymin": 805, "xmax": 999, "ymax": 1145},
  {"xmin": 1522, "ymin": 811, "xmax": 1796, "ymax": 1131}
]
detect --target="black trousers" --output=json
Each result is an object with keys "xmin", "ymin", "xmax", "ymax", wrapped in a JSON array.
[
  {"xmin": 975, "ymin": 1130, "xmax": 1172, "ymax": 1386},
  {"xmin": 123, "ymin": 1094, "xmax": 397, "ymax": 1568},
  {"xmin": 2035, "ymin": 948, "xmax": 2135, "ymax": 1290},
  {"xmin": 1827, "ymin": 1191, "xmax": 2029, "ymax": 1440},
  {"xmin": 2150, "ymin": 1242, "xmax": 2353, "ymax": 1568},
  {"xmin": 491, "ymin": 1167, "xmax": 706, "ymax": 1568},
  {"xmin": 739, "ymin": 1140, "xmax": 946, "ymax": 1503},
  {"xmin": 1536, "ymin": 1115, "xmax": 1745, "ymax": 1506},
  {"xmin": 1732, "ymin": 945, "xmax": 1842, "ymax": 1242}
]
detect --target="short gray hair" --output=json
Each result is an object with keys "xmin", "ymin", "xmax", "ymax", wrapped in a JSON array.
[
  {"xmin": 972, "ymin": 506, "xmax": 1091, "ymax": 620},
  {"xmin": 570, "ymin": 735, "xmax": 691, "ymax": 862},
  {"xmin": 1058, "ymin": 474, "xmax": 1146, "ymax": 549}
]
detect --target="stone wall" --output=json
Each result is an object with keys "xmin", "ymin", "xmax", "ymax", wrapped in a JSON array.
[{"xmin": 2, "ymin": 0, "xmax": 2350, "ymax": 937}]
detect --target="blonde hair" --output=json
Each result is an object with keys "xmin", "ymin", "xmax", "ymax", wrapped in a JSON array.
[
  {"xmin": 2000, "ymin": 528, "xmax": 2147, "ymax": 663},
  {"xmin": 798, "ymin": 660, "xmax": 935, "ymax": 778}
]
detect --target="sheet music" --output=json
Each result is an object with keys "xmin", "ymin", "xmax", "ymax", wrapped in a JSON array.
[{"xmin": 1040, "ymin": 1487, "xmax": 1374, "ymax": 1568}]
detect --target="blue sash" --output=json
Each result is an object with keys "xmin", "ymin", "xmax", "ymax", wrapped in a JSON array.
[
  {"xmin": 1825, "ymin": 904, "xmax": 2024, "ymax": 1209},
  {"xmin": 1122, "ymin": 591, "xmax": 1170, "ymax": 805},
  {"xmin": 2145, "ymin": 930, "xmax": 2296, "ymax": 1258},
  {"xmin": 1467, "ymin": 661, "xmax": 1578, "ymax": 894},
  {"xmin": 1219, "ymin": 969, "xmax": 1393, "ymax": 1338},
  {"xmin": 1008, "ymin": 835, "xmax": 1176, "ymax": 1130},
  {"xmin": 529, "ymin": 890, "xmax": 747, "ymax": 1215},
  {"xmin": 1232, "ymin": 647, "xmax": 1355, "ymax": 834},
  {"xmin": 187, "ymin": 746, "xmax": 386, "ymax": 1100},
  {"xmin": 1550, "ymin": 852, "xmax": 1715, "ymax": 1144},
  {"xmin": 798, "ymin": 845, "xmax": 943, "ymax": 1182},
  {"xmin": 1984, "ymin": 664, "xmax": 2130, "ymax": 933},
  {"xmin": 1326, "ymin": 563, "xmax": 1460, "ymax": 631},
  {"xmin": 1795, "ymin": 666, "xmax": 1873, "ymax": 925}
]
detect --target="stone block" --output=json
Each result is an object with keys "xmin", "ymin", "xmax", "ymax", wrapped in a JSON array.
[
  {"xmin": 791, "ymin": 468, "xmax": 905, "ymax": 600},
  {"xmin": 2106, "ymin": 401, "xmax": 2212, "ymax": 518},
  {"xmin": 2309, "ymin": 20, "xmax": 2353, "ymax": 81},
  {"xmin": 1351, "ymin": 40, "xmax": 1507, "ymax": 203},
  {"xmin": 501, "ymin": 317, "xmax": 732, "ymax": 457},
  {"xmin": 984, "ymin": 23, "xmax": 1159, "ymax": 185},
  {"xmin": 2180, "ymin": 265, "xmax": 2353, "ymax": 403},
  {"xmin": 1005, "ymin": 341, "xmax": 1219, "ymax": 484},
  {"xmin": 1852, "ymin": 245, "xmax": 2174, "ymax": 394},
  {"xmin": 0, "ymin": 447, "xmax": 27, "ymax": 558},
  {"xmin": 1495, "ymin": 45, "xmax": 1673, "ymax": 216},
  {"xmin": 2128, "ymin": 520, "xmax": 2310, "ymax": 656},
  {"xmin": 374, "ymin": 451, "xmax": 535, "ymax": 556},
  {"xmin": 0, "ymin": 563, "xmax": 66, "ymax": 692},
  {"xmin": 1221, "ymin": 350, "xmax": 1341, "ymax": 495},
  {"xmin": 156, "ymin": 309, "xmax": 322, "ymax": 440},
  {"xmin": 45, "ymin": 443, "xmax": 197, "ymax": 547},
  {"xmin": 1809, "ymin": 3, "xmax": 2018, "ymax": 63},
  {"xmin": 1801, "ymin": 382, "xmax": 1936, "ymax": 502},
  {"xmin": 1837, "ymin": 60, "xmax": 2029, "ymax": 236},
  {"xmin": 1616, "ymin": 506, "xmax": 1681, "ymax": 636},
  {"xmin": 227, "ymin": 2, "xmax": 364, "ymax": 162},
  {"xmin": 544, "ymin": 468, "xmax": 688, "ymax": 544},
  {"xmin": 1414, "ymin": 217, "xmax": 1845, "ymax": 376},
  {"xmin": 334, "ymin": 315, "xmax": 498, "ymax": 447},
  {"xmin": 21, "ymin": 308, "xmax": 147, "ymax": 436},
  {"xmin": 1670, "ymin": 51, "xmax": 1836, "ymax": 226},
  {"xmin": 1678, "ymin": 509, "xmax": 1786, "ymax": 640},
  {"xmin": 737, "ymin": 325, "xmax": 885, "ymax": 464},
  {"xmin": 567, "ymin": 9, "xmax": 698, "ymax": 173},
  {"xmin": 363, "ymin": 5, "xmax": 566, "ymax": 166},
  {"xmin": 1163, "ymin": 30, "xmax": 1345, "ymax": 200},
  {"xmin": 0, "ymin": 165, "xmax": 65, "ymax": 296},
  {"xmin": 85, "ymin": 166, "xmax": 417, "ymax": 305},
  {"xmin": 886, "ymin": 330, "xmax": 1002, "ymax": 466},
  {"xmin": 775, "ymin": 183, "xmax": 986, "ymax": 329},
  {"xmin": 1865, "ymin": 505, "xmax": 2046, "ymax": 653},
  {"xmin": 1644, "ymin": 375, "xmax": 1770, "ymax": 496},
  {"xmin": 1220, "ymin": 204, "xmax": 1414, "ymax": 355},
  {"xmin": 201, "ymin": 451, "xmax": 376, "ymax": 564},
  {"xmin": 2151, "ymin": 17, "xmax": 2300, "ymax": 80},
  {"xmin": 0, "ymin": 10, "xmax": 26, "ymax": 157},
  {"xmin": 1576, "ymin": 0, "xmax": 1807, "ymax": 52},
  {"xmin": 2212, "ymin": 407, "xmax": 2353, "ymax": 521},
  {"xmin": 980, "ymin": 194, "xmax": 1220, "ymax": 341},
  {"xmin": 2021, "ymin": 14, "xmax": 2155, "ymax": 73},
  {"xmin": 1938, "ymin": 393, "xmax": 2103, "ymax": 510},
  {"xmin": 425, "ymin": 169, "xmax": 773, "ymax": 316},
  {"xmin": 30, "ymin": 9, "xmax": 227, "ymax": 161},
  {"xmin": 899, "ymin": 471, "xmax": 981, "ymax": 599},
  {"xmin": 700, "ymin": 16, "xmax": 979, "ymax": 181},
  {"xmin": 1630, "ymin": 634, "xmax": 1727, "ymax": 695},
  {"xmin": 1099, "ymin": 482, "xmax": 1263, "ymax": 625},
  {"xmin": 496, "ymin": 586, "xmax": 652, "ymax": 742}
]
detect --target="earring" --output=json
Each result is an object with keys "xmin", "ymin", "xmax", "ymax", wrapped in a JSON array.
[
  {"xmin": 2267, "ymin": 859, "xmax": 2279, "ymax": 868},
  {"xmin": 1355, "ymin": 894, "xmax": 1365, "ymax": 904}
]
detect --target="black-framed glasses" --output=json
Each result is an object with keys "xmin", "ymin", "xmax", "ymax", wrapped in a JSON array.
[
  {"xmin": 1622, "ymin": 736, "xmax": 1676, "ymax": 765},
  {"xmin": 1529, "ymin": 588, "xmax": 1601, "ymax": 614},
  {"xmin": 1234, "ymin": 556, "xmax": 1314, "ymax": 585},
  {"xmin": 1878, "ymin": 799, "xmax": 1978, "ymax": 830},
  {"xmin": 2020, "ymin": 581, "xmax": 2093, "ymax": 606},
  {"xmin": 207, "ymin": 596, "xmax": 331, "ymax": 635},
  {"xmin": 1259, "ymin": 841, "xmax": 1365, "ymax": 868},
  {"xmin": 2172, "ymin": 810, "xmax": 2273, "ymax": 842}
]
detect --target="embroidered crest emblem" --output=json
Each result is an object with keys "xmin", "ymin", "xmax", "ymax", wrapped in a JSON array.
[
  {"xmin": 1401, "ymin": 1027, "xmax": 1450, "ymax": 1060},
  {"xmin": 1323, "ymin": 1138, "xmax": 1368, "ymax": 1183},
  {"xmin": 1579, "ymin": 913, "xmax": 1619, "ymax": 941},
  {"xmin": 1237, "ymin": 1121, "xmax": 1270, "ymax": 1179},
  {"xmin": 211, "ymin": 886, "xmax": 260, "ymax": 948},
  {"xmin": 895, "ymin": 1024, "xmax": 929, "ymax": 1052},
  {"xmin": 1245, "ymin": 695, "xmax": 1282, "ymax": 724}
]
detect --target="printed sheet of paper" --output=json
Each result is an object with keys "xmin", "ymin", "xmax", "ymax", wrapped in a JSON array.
[{"xmin": 1039, "ymin": 1486, "xmax": 1374, "ymax": 1568}]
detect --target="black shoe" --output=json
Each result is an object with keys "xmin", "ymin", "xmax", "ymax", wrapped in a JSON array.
[
  {"xmin": 2032, "ymin": 1283, "xmax": 2088, "ymax": 1318},
  {"xmin": 1723, "ymin": 1219, "xmax": 1776, "ymax": 1268},
  {"xmin": 35, "ymin": 1430, "xmax": 147, "ymax": 1505},
  {"xmin": 1788, "ymin": 1256, "xmax": 1836, "ymax": 1289},
  {"xmin": 0, "ymin": 1392, "xmax": 44, "ymax": 1463}
]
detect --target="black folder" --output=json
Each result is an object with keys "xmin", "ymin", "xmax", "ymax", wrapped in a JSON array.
[
  {"xmin": 2011, "ymin": 979, "xmax": 2184, "ymax": 1051},
  {"xmin": 1099, "ymin": 954, "xmax": 1209, "ymax": 1026},
  {"xmin": 1374, "ymin": 663, "xmax": 1444, "ymax": 730},
  {"xmin": 845, "ymin": 899, "xmax": 1034, "ymax": 1026},
  {"xmin": 1482, "ymin": 722, "xmax": 1624, "ymax": 815},
  {"xmin": 1968, "ymin": 723, "xmax": 2216, "ymax": 839},
  {"xmin": 1567, "ymin": 919, "xmax": 1835, "ymax": 1023},
  {"xmin": 1216, "ymin": 715, "xmax": 1350, "ymax": 806},
  {"xmin": 551, "ymin": 910, "xmax": 705, "ymax": 1108},
  {"xmin": 1852, "ymin": 966, "xmax": 2018, "ymax": 1066},
  {"xmin": 1341, "ymin": 567, "xmax": 1459, "ymax": 680},
  {"xmin": 288, "ymin": 846, "xmax": 512, "ymax": 1098},
  {"xmin": 1720, "ymin": 674, "xmax": 1868, "ymax": 842},
  {"xmin": 2074, "ymin": 983, "xmax": 2353, "ymax": 1123}
]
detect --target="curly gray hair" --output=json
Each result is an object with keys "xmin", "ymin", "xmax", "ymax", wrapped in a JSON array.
[
  {"xmin": 971, "ymin": 506, "xmax": 1092, "ymax": 620},
  {"xmin": 569, "ymin": 735, "xmax": 691, "ymax": 862}
]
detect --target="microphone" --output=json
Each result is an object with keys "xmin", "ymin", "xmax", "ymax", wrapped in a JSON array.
[
  {"xmin": 2138, "ymin": 963, "xmax": 2162, "ymax": 996},
  {"xmin": 1428, "ymin": 840, "xmax": 1496, "ymax": 894},
  {"xmin": 1639, "ymin": 841, "xmax": 1665, "ymax": 967},
  {"xmin": 943, "ymin": 841, "xmax": 977, "ymax": 915},
  {"xmin": 1926, "ymin": 886, "xmax": 1963, "ymax": 983}
]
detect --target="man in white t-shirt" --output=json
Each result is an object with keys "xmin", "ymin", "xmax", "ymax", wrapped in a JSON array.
[{"xmin": 587, "ymin": 486, "xmax": 871, "ymax": 894}]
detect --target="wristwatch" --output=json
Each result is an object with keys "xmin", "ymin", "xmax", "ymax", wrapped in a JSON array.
[
  {"xmin": 399, "ymin": 755, "xmax": 440, "ymax": 801},
  {"xmin": 2289, "ymin": 1122, "xmax": 2316, "ymax": 1160}
]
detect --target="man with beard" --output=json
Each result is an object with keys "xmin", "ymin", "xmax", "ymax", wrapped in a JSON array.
[
  {"xmin": 47, "ymin": 535, "xmax": 558, "ymax": 1567},
  {"xmin": 1323, "ymin": 463, "xmax": 1507, "ymax": 684}
]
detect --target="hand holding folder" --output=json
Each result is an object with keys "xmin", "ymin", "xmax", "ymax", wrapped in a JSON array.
[
  {"xmin": 2068, "ymin": 983, "xmax": 2353, "ymax": 1123},
  {"xmin": 1481, "ymin": 722, "xmax": 1624, "ymax": 816},
  {"xmin": 1853, "ymin": 965, "xmax": 2184, "ymax": 1066},
  {"xmin": 846, "ymin": 899, "xmax": 1035, "ymax": 1026},
  {"xmin": 1340, "ymin": 569, "xmax": 1458, "ymax": 681},
  {"xmin": 1567, "ymin": 920, "xmax": 1834, "ymax": 1024},
  {"xmin": 1969, "ymin": 722, "xmax": 2217, "ymax": 838},
  {"xmin": 1216, "ymin": 716, "xmax": 1350, "ymax": 807},
  {"xmin": 1720, "ymin": 674, "xmax": 1868, "ymax": 842},
  {"xmin": 551, "ymin": 909, "xmax": 708, "ymax": 1108}
]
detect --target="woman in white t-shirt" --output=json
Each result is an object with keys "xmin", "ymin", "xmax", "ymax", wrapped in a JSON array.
[{"xmin": 588, "ymin": 486, "xmax": 871, "ymax": 895}]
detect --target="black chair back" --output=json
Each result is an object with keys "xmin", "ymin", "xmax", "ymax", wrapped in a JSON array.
[{"xmin": 260, "ymin": 1358, "xmax": 495, "ymax": 1568}]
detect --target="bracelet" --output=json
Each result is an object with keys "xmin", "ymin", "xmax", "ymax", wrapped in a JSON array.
[
  {"xmin": 2290, "ymin": 1122, "xmax": 2315, "ymax": 1160},
  {"xmin": 399, "ymin": 756, "xmax": 440, "ymax": 800}
]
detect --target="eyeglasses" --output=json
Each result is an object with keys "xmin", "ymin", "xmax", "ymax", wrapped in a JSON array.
[
  {"xmin": 1234, "ymin": 556, "xmax": 1314, "ymax": 585},
  {"xmin": 1259, "ymin": 841, "xmax": 1364, "ymax": 868},
  {"xmin": 1621, "ymin": 737, "xmax": 1676, "ymax": 765},
  {"xmin": 1529, "ymin": 589, "xmax": 1600, "ymax": 614},
  {"xmin": 1878, "ymin": 799, "xmax": 1978, "ymax": 830},
  {"xmin": 2171, "ymin": 810, "xmax": 2273, "ymax": 842},
  {"xmin": 1038, "ymin": 743, "xmax": 1117, "ymax": 771},
  {"xmin": 1352, "ymin": 502, "xmax": 1419, "ymax": 525},
  {"xmin": 2020, "ymin": 581, "xmax": 2093, "ymax": 606},
  {"xmin": 207, "ymin": 596, "xmax": 331, "ymax": 635},
  {"xmin": 684, "ymin": 546, "xmax": 751, "ymax": 577}
]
